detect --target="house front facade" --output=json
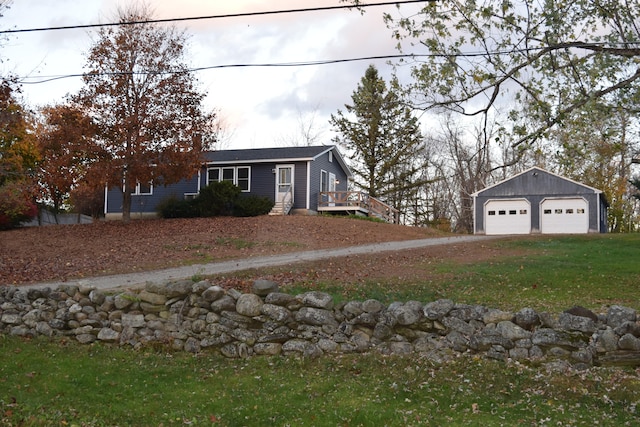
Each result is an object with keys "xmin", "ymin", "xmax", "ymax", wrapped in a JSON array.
[
  {"xmin": 472, "ymin": 167, "xmax": 608, "ymax": 235},
  {"xmin": 104, "ymin": 145, "xmax": 351, "ymax": 219}
]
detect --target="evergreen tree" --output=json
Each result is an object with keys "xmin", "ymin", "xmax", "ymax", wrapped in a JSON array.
[{"xmin": 330, "ymin": 65, "xmax": 425, "ymax": 221}]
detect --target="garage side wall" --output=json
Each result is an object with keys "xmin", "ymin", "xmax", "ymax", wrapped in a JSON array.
[{"xmin": 473, "ymin": 169, "xmax": 603, "ymax": 234}]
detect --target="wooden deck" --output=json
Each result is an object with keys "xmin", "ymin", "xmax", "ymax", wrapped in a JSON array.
[{"xmin": 317, "ymin": 191, "xmax": 400, "ymax": 224}]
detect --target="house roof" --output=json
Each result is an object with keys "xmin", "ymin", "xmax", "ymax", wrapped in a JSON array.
[
  {"xmin": 202, "ymin": 145, "xmax": 352, "ymax": 177},
  {"xmin": 471, "ymin": 166, "xmax": 605, "ymax": 197}
]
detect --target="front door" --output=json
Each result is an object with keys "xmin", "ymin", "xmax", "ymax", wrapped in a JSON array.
[
  {"xmin": 328, "ymin": 172, "xmax": 336, "ymax": 206},
  {"xmin": 275, "ymin": 165, "xmax": 294, "ymax": 205}
]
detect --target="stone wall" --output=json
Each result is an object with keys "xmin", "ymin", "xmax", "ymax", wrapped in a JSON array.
[{"xmin": 1, "ymin": 279, "xmax": 639, "ymax": 368}]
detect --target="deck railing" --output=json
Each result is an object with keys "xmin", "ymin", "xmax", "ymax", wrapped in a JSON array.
[
  {"xmin": 318, "ymin": 191, "xmax": 399, "ymax": 224},
  {"xmin": 281, "ymin": 185, "xmax": 294, "ymax": 215}
]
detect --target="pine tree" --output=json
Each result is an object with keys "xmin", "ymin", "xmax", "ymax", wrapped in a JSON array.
[{"xmin": 330, "ymin": 65, "xmax": 425, "ymax": 221}]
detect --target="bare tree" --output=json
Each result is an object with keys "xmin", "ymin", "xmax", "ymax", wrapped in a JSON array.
[
  {"xmin": 551, "ymin": 103, "xmax": 640, "ymax": 232},
  {"xmin": 277, "ymin": 105, "xmax": 325, "ymax": 147},
  {"xmin": 424, "ymin": 116, "xmax": 496, "ymax": 233}
]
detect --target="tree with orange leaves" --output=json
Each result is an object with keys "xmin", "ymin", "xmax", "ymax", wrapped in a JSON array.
[
  {"xmin": 0, "ymin": 79, "xmax": 39, "ymax": 229},
  {"xmin": 75, "ymin": 4, "xmax": 216, "ymax": 222},
  {"xmin": 36, "ymin": 103, "xmax": 105, "ymax": 216}
]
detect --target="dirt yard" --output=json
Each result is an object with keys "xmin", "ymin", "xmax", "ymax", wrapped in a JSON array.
[{"xmin": 0, "ymin": 215, "xmax": 503, "ymax": 287}]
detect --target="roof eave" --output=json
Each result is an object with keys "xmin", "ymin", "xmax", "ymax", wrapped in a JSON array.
[{"xmin": 472, "ymin": 166, "xmax": 605, "ymax": 197}]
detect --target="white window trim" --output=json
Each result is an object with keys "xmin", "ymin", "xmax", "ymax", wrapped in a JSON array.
[
  {"xmin": 206, "ymin": 168, "xmax": 220, "ymax": 185},
  {"xmin": 126, "ymin": 181, "xmax": 153, "ymax": 195},
  {"xmin": 236, "ymin": 166, "xmax": 251, "ymax": 192},
  {"xmin": 207, "ymin": 166, "xmax": 251, "ymax": 192}
]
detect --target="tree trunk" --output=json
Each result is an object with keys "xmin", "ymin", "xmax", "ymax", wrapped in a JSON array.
[{"xmin": 121, "ymin": 187, "xmax": 132, "ymax": 223}]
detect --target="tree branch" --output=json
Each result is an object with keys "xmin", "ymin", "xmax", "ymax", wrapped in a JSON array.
[{"xmin": 510, "ymin": 66, "xmax": 640, "ymax": 147}]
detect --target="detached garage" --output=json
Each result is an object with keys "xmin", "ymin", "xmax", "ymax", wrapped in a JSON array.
[{"xmin": 472, "ymin": 167, "xmax": 608, "ymax": 235}]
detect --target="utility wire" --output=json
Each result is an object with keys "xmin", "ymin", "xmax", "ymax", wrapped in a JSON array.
[
  {"xmin": 14, "ymin": 0, "xmax": 631, "ymax": 86},
  {"xmin": 22, "ymin": 42, "xmax": 633, "ymax": 85},
  {"xmin": 17, "ymin": 48, "xmax": 542, "ymax": 85},
  {"xmin": 19, "ymin": 53, "xmax": 427, "ymax": 84},
  {"xmin": 11, "ymin": 1, "xmax": 433, "ymax": 85},
  {"xmin": 1, "ymin": 0, "xmax": 431, "ymax": 34}
]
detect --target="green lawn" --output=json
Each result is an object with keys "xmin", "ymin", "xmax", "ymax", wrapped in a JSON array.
[
  {"xmin": 2, "ymin": 234, "xmax": 640, "ymax": 426},
  {"xmin": 282, "ymin": 234, "xmax": 640, "ymax": 313},
  {"xmin": 426, "ymin": 234, "xmax": 640, "ymax": 312}
]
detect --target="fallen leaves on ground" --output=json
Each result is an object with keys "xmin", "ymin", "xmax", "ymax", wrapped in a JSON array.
[{"xmin": 1, "ymin": 215, "xmax": 452, "ymax": 286}]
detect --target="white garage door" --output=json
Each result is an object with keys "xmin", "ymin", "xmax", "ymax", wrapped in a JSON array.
[
  {"xmin": 540, "ymin": 198, "xmax": 588, "ymax": 234},
  {"xmin": 485, "ymin": 199, "xmax": 531, "ymax": 235}
]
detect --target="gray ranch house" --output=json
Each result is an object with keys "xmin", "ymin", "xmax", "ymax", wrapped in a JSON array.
[
  {"xmin": 104, "ymin": 145, "xmax": 354, "ymax": 219},
  {"xmin": 472, "ymin": 167, "xmax": 608, "ymax": 235}
]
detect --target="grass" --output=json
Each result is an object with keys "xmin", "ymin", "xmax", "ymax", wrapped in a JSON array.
[
  {"xmin": 2, "ymin": 337, "xmax": 639, "ymax": 426},
  {"xmin": 280, "ymin": 234, "xmax": 640, "ymax": 313},
  {"xmin": 427, "ymin": 234, "xmax": 640, "ymax": 312},
  {"xmin": 343, "ymin": 213, "xmax": 388, "ymax": 223},
  {"xmin": 214, "ymin": 236, "xmax": 255, "ymax": 249},
  {"xmin": 2, "ymin": 234, "xmax": 640, "ymax": 425},
  {"xmin": 160, "ymin": 238, "xmax": 306, "ymax": 269}
]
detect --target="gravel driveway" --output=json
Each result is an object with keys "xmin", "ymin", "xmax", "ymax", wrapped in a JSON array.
[{"xmin": 19, "ymin": 235, "xmax": 496, "ymax": 291}]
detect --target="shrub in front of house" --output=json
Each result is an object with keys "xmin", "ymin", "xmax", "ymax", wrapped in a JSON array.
[
  {"xmin": 157, "ymin": 181, "xmax": 273, "ymax": 218},
  {"xmin": 156, "ymin": 196, "xmax": 198, "ymax": 218},
  {"xmin": 193, "ymin": 181, "xmax": 241, "ymax": 216},
  {"xmin": 233, "ymin": 194, "xmax": 274, "ymax": 217}
]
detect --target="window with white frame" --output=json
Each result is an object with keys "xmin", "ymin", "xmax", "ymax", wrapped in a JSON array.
[
  {"xmin": 128, "ymin": 181, "xmax": 153, "ymax": 195},
  {"xmin": 207, "ymin": 166, "xmax": 251, "ymax": 191},
  {"xmin": 208, "ymin": 168, "xmax": 220, "ymax": 183},
  {"xmin": 221, "ymin": 167, "xmax": 234, "ymax": 183},
  {"xmin": 237, "ymin": 167, "xmax": 250, "ymax": 191}
]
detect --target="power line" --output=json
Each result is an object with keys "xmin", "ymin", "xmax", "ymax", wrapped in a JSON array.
[
  {"xmin": 18, "ymin": 53, "xmax": 428, "ymax": 84},
  {"xmin": 23, "ymin": 44, "xmax": 624, "ymax": 85},
  {"xmin": 17, "ymin": 1, "xmax": 630, "ymax": 87},
  {"xmin": 1, "ymin": 1, "xmax": 431, "ymax": 34}
]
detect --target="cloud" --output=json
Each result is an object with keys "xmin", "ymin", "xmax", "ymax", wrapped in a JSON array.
[
  {"xmin": 258, "ymin": 4, "xmax": 402, "ymax": 120},
  {"xmin": 3, "ymin": 0, "xmax": 417, "ymax": 147}
]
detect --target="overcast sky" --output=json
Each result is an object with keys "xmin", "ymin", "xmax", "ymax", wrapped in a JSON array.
[{"xmin": 2, "ymin": 0, "xmax": 420, "ymax": 150}]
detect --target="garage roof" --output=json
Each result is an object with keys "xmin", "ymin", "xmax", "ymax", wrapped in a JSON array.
[{"xmin": 472, "ymin": 166, "xmax": 606, "ymax": 200}]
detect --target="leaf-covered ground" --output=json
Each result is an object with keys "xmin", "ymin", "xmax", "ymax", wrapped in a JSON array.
[{"xmin": 0, "ymin": 215, "xmax": 501, "ymax": 286}]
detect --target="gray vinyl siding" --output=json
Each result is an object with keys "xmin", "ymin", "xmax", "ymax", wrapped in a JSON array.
[
  {"xmin": 292, "ymin": 162, "xmax": 308, "ymax": 210},
  {"xmin": 202, "ymin": 163, "xmax": 271, "ymax": 197},
  {"xmin": 105, "ymin": 175, "xmax": 199, "ymax": 215},
  {"xmin": 308, "ymin": 148, "xmax": 349, "ymax": 211},
  {"xmin": 473, "ymin": 168, "xmax": 606, "ymax": 234},
  {"xmin": 105, "ymin": 146, "xmax": 352, "ymax": 216},
  {"xmin": 309, "ymin": 162, "xmax": 321, "ymax": 209},
  {"xmin": 202, "ymin": 162, "xmax": 307, "ymax": 209},
  {"xmin": 248, "ymin": 165, "xmax": 275, "ymax": 199}
]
